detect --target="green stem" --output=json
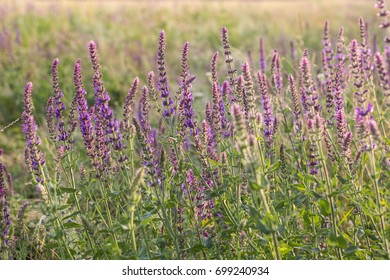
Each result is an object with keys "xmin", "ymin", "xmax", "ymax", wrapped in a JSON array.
[
  {"xmin": 316, "ymin": 140, "xmax": 343, "ymax": 260},
  {"xmin": 369, "ymin": 149, "xmax": 390, "ymax": 257},
  {"xmin": 98, "ymin": 180, "xmax": 120, "ymax": 253}
]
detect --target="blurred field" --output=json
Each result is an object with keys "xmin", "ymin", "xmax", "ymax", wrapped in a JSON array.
[{"xmin": 0, "ymin": 0, "xmax": 383, "ymax": 190}]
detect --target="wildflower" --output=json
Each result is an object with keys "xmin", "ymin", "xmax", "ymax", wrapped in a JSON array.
[
  {"xmin": 211, "ymin": 51, "xmax": 218, "ymax": 83},
  {"xmin": 242, "ymin": 62, "xmax": 255, "ymax": 131},
  {"xmin": 355, "ymin": 104, "xmax": 372, "ymax": 150},
  {"xmin": 140, "ymin": 86, "xmax": 151, "ymax": 136},
  {"xmin": 307, "ymin": 142, "xmax": 319, "ymax": 175},
  {"xmin": 179, "ymin": 81, "xmax": 195, "ymax": 134},
  {"xmin": 219, "ymin": 82, "xmax": 230, "ymax": 137},
  {"xmin": 181, "ymin": 41, "xmax": 189, "ymax": 84},
  {"xmin": 45, "ymin": 96, "xmax": 55, "ymax": 139},
  {"xmin": 231, "ymin": 103, "xmax": 246, "ymax": 140},
  {"xmin": 50, "ymin": 59, "xmax": 70, "ymax": 146},
  {"xmin": 257, "ymin": 72, "xmax": 276, "ymax": 151},
  {"xmin": 176, "ymin": 41, "xmax": 193, "ymax": 106},
  {"xmin": 142, "ymin": 73, "xmax": 155, "ymax": 103},
  {"xmin": 16, "ymin": 202, "xmax": 29, "ymax": 225},
  {"xmin": 288, "ymin": 75, "xmax": 302, "ymax": 134},
  {"xmin": 374, "ymin": 52, "xmax": 390, "ymax": 106},
  {"xmin": 95, "ymin": 91, "xmax": 123, "ymax": 154},
  {"xmin": 323, "ymin": 129, "xmax": 335, "ymax": 162},
  {"xmin": 123, "ymin": 77, "xmax": 139, "ymax": 136},
  {"xmin": 359, "ymin": 18, "xmax": 372, "ymax": 78},
  {"xmin": 324, "ymin": 76, "xmax": 334, "ymax": 126},
  {"xmin": 334, "ymin": 61, "xmax": 345, "ymax": 113},
  {"xmin": 89, "ymin": 41, "xmax": 105, "ymax": 98},
  {"xmin": 212, "ymin": 82, "xmax": 222, "ymax": 138},
  {"xmin": 375, "ymin": 0, "xmax": 390, "ymax": 44},
  {"xmin": 73, "ymin": 60, "xmax": 95, "ymax": 162},
  {"xmin": 0, "ymin": 162, "xmax": 11, "ymax": 247},
  {"xmin": 157, "ymin": 30, "xmax": 174, "ymax": 118},
  {"xmin": 222, "ymin": 80, "xmax": 233, "ymax": 105},
  {"xmin": 336, "ymin": 27, "xmax": 345, "ymax": 64},
  {"xmin": 279, "ymin": 144, "xmax": 287, "ymax": 179},
  {"xmin": 322, "ymin": 20, "xmax": 333, "ymax": 73},
  {"xmin": 335, "ymin": 109, "xmax": 347, "ymax": 146},
  {"xmin": 221, "ymin": 27, "xmax": 237, "ymax": 88},
  {"xmin": 51, "ymin": 58, "xmax": 60, "ymax": 96},
  {"xmin": 342, "ymin": 131, "xmax": 353, "ymax": 161},
  {"xmin": 202, "ymin": 120, "xmax": 217, "ymax": 161},
  {"xmin": 271, "ymin": 49, "xmax": 282, "ymax": 93},
  {"xmin": 133, "ymin": 118, "xmax": 156, "ymax": 183},
  {"xmin": 236, "ymin": 75, "xmax": 244, "ymax": 105},
  {"xmin": 22, "ymin": 82, "xmax": 46, "ymax": 183},
  {"xmin": 299, "ymin": 52, "xmax": 319, "ymax": 118},
  {"xmin": 186, "ymin": 169, "xmax": 204, "ymax": 221},
  {"xmin": 349, "ymin": 40, "xmax": 364, "ymax": 89}
]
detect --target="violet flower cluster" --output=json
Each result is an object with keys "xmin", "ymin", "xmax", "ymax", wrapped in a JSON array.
[
  {"xmin": 157, "ymin": 31, "xmax": 174, "ymax": 118},
  {"xmin": 257, "ymin": 72, "xmax": 277, "ymax": 152},
  {"xmin": 22, "ymin": 82, "xmax": 46, "ymax": 183},
  {"xmin": 0, "ymin": 159, "xmax": 11, "ymax": 247}
]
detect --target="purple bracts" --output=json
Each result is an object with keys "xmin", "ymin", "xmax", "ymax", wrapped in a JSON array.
[
  {"xmin": 22, "ymin": 82, "xmax": 46, "ymax": 183},
  {"xmin": 157, "ymin": 30, "xmax": 174, "ymax": 118},
  {"xmin": 74, "ymin": 60, "xmax": 95, "ymax": 161}
]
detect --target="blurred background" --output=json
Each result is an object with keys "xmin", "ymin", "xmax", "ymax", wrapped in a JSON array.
[{"xmin": 0, "ymin": 0, "xmax": 383, "ymax": 188}]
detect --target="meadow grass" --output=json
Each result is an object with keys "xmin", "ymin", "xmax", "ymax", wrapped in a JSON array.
[{"xmin": 0, "ymin": 0, "xmax": 389, "ymax": 260}]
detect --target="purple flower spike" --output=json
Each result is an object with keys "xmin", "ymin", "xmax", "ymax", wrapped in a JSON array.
[
  {"xmin": 211, "ymin": 52, "xmax": 219, "ymax": 83},
  {"xmin": 89, "ymin": 40, "xmax": 105, "ymax": 99},
  {"xmin": 157, "ymin": 30, "xmax": 174, "ymax": 118},
  {"xmin": 74, "ymin": 60, "xmax": 95, "ymax": 163},
  {"xmin": 212, "ymin": 82, "xmax": 222, "ymax": 138},
  {"xmin": 22, "ymin": 82, "xmax": 46, "ymax": 183},
  {"xmin": 0, "ymin": 162, "xmax": 11, "ymax": 247},
  {"xmin": 271, "ymin": 49, "xmax": 282, "ymax": 92},
  {"xmin": 140, "ymin": 86, "xmax": 151, "ymax": 136},
  {"xmin": 375, "ymin": 52, "xmax": 390, "ymax": 106},
  {"xmin": 221, "ymin": 27, "xmax": 237, "ymax": 88},
  {"xmin": 257, "ymin": 72, "xmax": 275, "ymax": 151}
]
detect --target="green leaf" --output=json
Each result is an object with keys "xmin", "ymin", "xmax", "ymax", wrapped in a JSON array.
[
  {"xmin": 267, "ymin": 162, "xmax": 281, "ymax": 173},
  {"xmin": 279, "ymin": 243, "xmax": 293, "ymax": 256},
  {"xmin": 295, "ymin": 245, "xmax": 320, "ymax": 253},
  {"xmin": 164, "ymin": 200, "xmax": 176, "ymax": 209},
  {"xmin": 208, "ymin": 159, "xmax": 222, "ymax": 167},
  {"xmin": 319, "ymin": 199, "xmax": 331, "ymax": 216},
  {"xmin": 344, "ymin": 245, "xmax": 359, "ymax": 255},
  {"xmin": 45, "ymin": 242, "xmax": 59, "ymax": 249},
  {"xmin": 310, "ymin": 191, "xmax": 323, "ymax": 200},
  {"xmin": 256, "ymin": 213, "xmax": 278, "ymax": 234},
  {"xmin": 59, "ymin": 187, "xmax": 77, "ymax": 194},
  {"xmin": 63, "ymin": 222, "xmax": 82, "ymax": 229},
  {"xmin": 188, "ymin": 244, "xmax": 207, "ymax": 253},
  {"xmin": 249, "ymin": 181, "xmax": 261, "ymax": 190},
  {"xmin": 222, "ymin": 200, "xmax": 239, "ymax": 227},
  {"xmin": 302, "ymin": 209, "xmax": 312, "ymax": 228},
  {"xmin": 337, "ymin": 175, "xmax": 347, "ymax": 184},
  {"xmin": 61, "ymin": 211, "xmax": 81, "ymax": 221},
  {"xmin": 57, "ymin": 204, "xmax": 71, "ymax": 211},
  {"xmin": 291, "ymin": 182, "xmax": 306, "ymax": 192},
  {"xmin": 141, "ymin": 210, "xmax": 157, "ymax": 220},
  {"xmin": 328, "ymin": 233, "xmax": 347, "ymax": 249}
]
